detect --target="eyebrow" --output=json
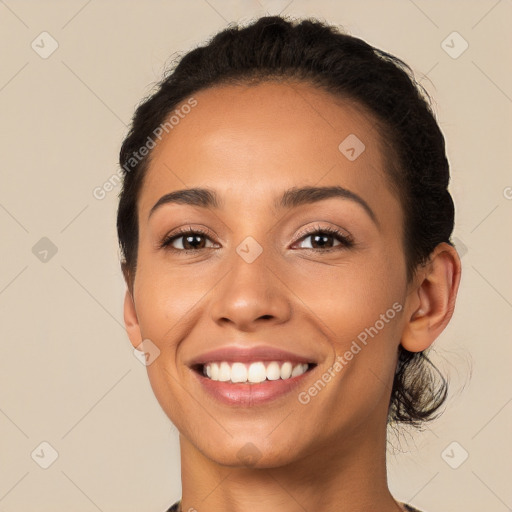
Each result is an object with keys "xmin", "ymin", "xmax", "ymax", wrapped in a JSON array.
[{"xmin": 148, "ymin": 185, "xmax": 378, "ymax": 227}]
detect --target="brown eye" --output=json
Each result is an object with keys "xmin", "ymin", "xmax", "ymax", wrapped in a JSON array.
[
  {"xmin": 159, "ymin": 228, "xmax": 217, "ymax": 252},
  {"xmin": 299, "ymin": 232, "xmax": 341, "ymax": 249},
  {"xmin": 293, "ymin": 226, "xmax": 354, "ymax": 252}
]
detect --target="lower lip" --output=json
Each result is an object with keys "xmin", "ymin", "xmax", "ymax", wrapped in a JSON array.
[{"xmin": 192, "ymin": 366, "xmax": 316, "ymax": 406}]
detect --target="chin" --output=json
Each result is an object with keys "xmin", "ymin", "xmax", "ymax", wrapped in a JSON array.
[{"xmin": 195, "ymin": 433, "xmax": 307, "ymax": 469}]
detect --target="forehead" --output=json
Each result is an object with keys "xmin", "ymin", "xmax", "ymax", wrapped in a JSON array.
[{"xmin": 138, "ymin": 81, "xmax": 399, "ymax": 223}]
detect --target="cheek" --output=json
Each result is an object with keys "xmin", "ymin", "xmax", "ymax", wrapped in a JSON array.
[
  {"xmin": 290, "ymin": 249, "xmax": 404, "ymax": 336},
  {"xmin": 133, "ymin": 260, "xmax": 217, "ymax": 429},
  {"xmin": 135, "ymin": 265, "xmax": 212, "ymax": 344},
  {"xmin": 287, "ymin": 251, "xmax": 405, "ymax": 402},
  {"xmin": 290, "ymin": 261, "xmax": 404, "ymax": 432}
]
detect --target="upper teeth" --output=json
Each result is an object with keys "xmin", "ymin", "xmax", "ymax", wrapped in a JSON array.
[{"xmin": 203, "ymin": 361, "xmax": 309, "ymax": 383}]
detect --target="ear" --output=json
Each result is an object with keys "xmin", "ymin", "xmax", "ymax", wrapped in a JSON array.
[
  {"xmin": 401, "ymin": 242, "xmax": 462, "ymax": 352},
  {"xmin": 124, "ymin": 289, "xmax": 143, "ymax": 349}
]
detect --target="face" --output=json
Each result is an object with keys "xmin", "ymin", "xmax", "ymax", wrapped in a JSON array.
[{"xmin": 125, "ymin": 81, "xmax": 415, "ymax": 467}]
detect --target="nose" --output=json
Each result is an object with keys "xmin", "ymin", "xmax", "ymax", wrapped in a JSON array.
[{"xmin": 208, "ymin": 246, "xmax": 292, "ymax": 332}]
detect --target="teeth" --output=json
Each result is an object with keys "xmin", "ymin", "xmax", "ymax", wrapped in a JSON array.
[
  {"xmin": 280, "ymin": 361, "xmax": 292, "ymax": 379},
  {"xmin": 291, "ymin": 363, "xmax": 306, "ymax": 377},
  {"xmin": 202, "ymin": 361, "xmax": 309, "ymax": 383},
  {"xmin": 266, "ymin": 361, "xmax": 281, "ymax": 381},
  {"xmin": 247, "ymin": 361, "xmax": 267, "ymax": 383},
  {"xmin": 218, "ymin": 362, "xmax": 231, "ymax": 382},
  {"xmin": 231, "ymin": 362, "xmax": 247, "ymax": 383}
]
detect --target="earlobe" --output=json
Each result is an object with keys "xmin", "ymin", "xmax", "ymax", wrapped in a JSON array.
[
  {"xmin": 401, "ymin": 242, "xmax": 461, "ymax": 353},
  {"xmin": 123, "ymin": 289, "xmax": 143, "ymax": 349}
]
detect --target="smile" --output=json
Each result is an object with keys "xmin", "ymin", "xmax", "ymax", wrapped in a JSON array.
[
  {"xmin": 191, "ymin": 361, "xmax": 317, "ymax": 406},
  {"xmin": 201, "ymin": 360, "xmax": 311, "ymax": 383}
]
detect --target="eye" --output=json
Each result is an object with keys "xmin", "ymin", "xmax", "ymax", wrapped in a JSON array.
[
  {"xmin": 292, "ymin": 224, "xmax": 354, "ymax": 252},
  {"xmin": 159, "ymin": 224, "xmax": 354, "ymax": 253},
  {"xmin": 159, "ymin": 226, "xmax": 218, "ymax": 252}
]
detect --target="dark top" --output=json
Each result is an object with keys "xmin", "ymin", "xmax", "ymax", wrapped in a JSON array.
[{"xmin": 164, "ymin": 499, "xmax": 424, "ymax": 511}]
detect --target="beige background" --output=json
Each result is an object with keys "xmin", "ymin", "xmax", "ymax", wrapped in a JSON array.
[{"xmin": 1, "ymin": 0, "xmax": 511, "ymax": 511}]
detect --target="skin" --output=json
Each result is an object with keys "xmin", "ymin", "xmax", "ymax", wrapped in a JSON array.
[{"xmin": 123, "ymin": 81, "xmax": 461, "ymax": 512}]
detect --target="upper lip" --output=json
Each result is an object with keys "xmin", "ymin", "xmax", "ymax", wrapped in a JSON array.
[{"xmin": 187, "ymin": 345, "xmax": 318, "ymax": 368}]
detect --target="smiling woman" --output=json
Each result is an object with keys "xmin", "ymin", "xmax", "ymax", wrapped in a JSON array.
[{"xmin": 116, "ymin": 15, "xmax": 461, "ymax": 512}]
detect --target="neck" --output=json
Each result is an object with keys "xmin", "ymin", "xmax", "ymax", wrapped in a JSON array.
[{"xmin": 178, "ymin": 417, "xmax": 403, "ymax": 512}]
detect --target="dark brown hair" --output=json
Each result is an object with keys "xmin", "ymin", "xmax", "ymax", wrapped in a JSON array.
[{"xmin": 117, "ymin": 15, "xmax": 454, "ymax": 428}]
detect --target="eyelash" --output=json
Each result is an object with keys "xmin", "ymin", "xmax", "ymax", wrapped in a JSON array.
[{"xmin": 158, "ymin": 224, "xmax": 354, "ymax": 254}]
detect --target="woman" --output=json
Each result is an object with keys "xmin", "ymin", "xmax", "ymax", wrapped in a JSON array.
[{"xmin": 117, "ymin": 15, "xmax": 461, "ymax": 512}]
